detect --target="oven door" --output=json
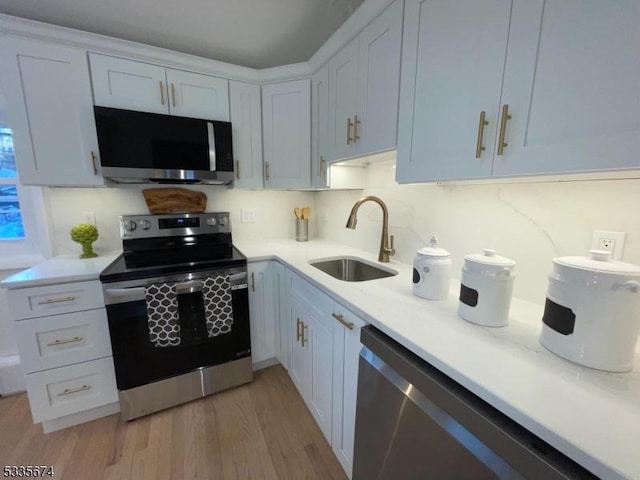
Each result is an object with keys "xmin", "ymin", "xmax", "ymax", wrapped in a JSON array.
[{"xmin": 102, "ymin": 267, "xmax": 250, "ymax": 391}]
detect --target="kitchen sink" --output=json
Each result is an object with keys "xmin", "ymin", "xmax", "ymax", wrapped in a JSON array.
[{"xmin": 309, "ymin": 256, "xmax": 398, "ymax": 282}]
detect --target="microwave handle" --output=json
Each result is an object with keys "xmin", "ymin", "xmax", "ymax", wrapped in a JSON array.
[{"xmin": 207, "ymin": 122, "xmax": 217, "ymax": 172}]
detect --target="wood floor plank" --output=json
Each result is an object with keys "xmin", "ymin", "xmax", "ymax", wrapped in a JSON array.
[{"xmin": 0, "ymin": 365, "xmax": 349, "ymax": 480}]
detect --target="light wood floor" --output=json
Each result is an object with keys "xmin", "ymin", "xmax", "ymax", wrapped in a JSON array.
[{"xmin": 0, "ymin": 365, "xmax": 347, "ymax": 480}]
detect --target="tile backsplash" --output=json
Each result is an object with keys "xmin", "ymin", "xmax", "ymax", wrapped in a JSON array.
[{"xmin": 317, "ymin": 159, "xmax": 640, "ymax": 304}]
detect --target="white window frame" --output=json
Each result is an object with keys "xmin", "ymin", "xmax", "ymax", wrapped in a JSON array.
[{"xmin": 0, "ymin": 127, "xmax": 52, "ymax": 269}]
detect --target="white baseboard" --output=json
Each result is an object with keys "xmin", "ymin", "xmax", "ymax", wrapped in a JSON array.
[
  {"xmin": 252, "ymin": 357, "xmax": 280, "ymax": 371},
  {"xmin": 0, "ymin": 355, "xmax": 25, "ymax": 395},
  {"xmin": 42, "ymin": 401, "xmax": 120, "ymax": 433}
]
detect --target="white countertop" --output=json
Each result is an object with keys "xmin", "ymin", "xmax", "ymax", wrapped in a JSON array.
[
  {"xmin": 235, "ymin": 238, "xmax": 640, "ymax": 480},
  {"xmin": 0, "ymin": 252, "xmax": 120, "ymax": 289}
]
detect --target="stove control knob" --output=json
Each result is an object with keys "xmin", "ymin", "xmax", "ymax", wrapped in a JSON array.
[
  {"xmin": 206, "ymin": 217, "xmax": 217, "ymax": 226},
  {"xmin": 219, "ymin": 216, "xmax": 229, "ymax": 227},
  {"xmin": 123, "ymin": 220, "xmax": 137, "ymax": 232},
  {"xmin": 139, "ymin": 220, "xmax": 152, "ymax": 230}
]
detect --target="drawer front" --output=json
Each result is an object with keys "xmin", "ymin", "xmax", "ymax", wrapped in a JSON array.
[
  {"xmin": 25, "ymin": 357, "xmax": 118, "ymax": 423},
  {"xmin": 15, "ymin": 308, "xmax": 112, "ymax": 374},
  {"xmin": 7, "ymin": 280, "xmax": 104, "ymax": 320}
]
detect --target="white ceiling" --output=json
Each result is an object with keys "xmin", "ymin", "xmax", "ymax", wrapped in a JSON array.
[{"xmin": 0, "ymin": 0, "xmax": 364, "ymax": 69}]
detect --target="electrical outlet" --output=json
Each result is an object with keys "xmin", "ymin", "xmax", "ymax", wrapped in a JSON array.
[
  {"xmin": 82, "ymin": 211, "xmax": 96, "ymax": 226},
  {"xmin": 241, "ymin": 208, "xmax": 256, "ymax": 223},
  {"xmin": 591, "ymin": 230, "xmax": 626, "ymax": 260}
]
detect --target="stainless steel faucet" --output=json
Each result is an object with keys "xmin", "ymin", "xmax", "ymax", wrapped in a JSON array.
[{"xmin": 345, "ymin": 196, "xmax": 396, "ymax": 263}]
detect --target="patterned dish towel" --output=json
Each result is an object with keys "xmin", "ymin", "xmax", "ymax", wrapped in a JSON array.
[
  {"xmin": 145, "ymin": 283, "xmax": 181, "ymax": 347},
  {"xmin": 202, "ymin": 275, "xmax": 234, "ymax": 337}
]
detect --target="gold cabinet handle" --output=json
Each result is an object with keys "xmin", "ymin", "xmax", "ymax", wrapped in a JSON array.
[
  {"xmin": 320, "ymin": 156, "xmax": 326, "ymax": 178},
  {"xmin": 37, "ymin": 296, "xmax": 76, "ymax": 305},
  {"xmin": 347, "ymin": 117, "xmax": 354, "ymax": 145},
  {"xmin": 235, "ymin": 160, "xmax": 240, "ymax": 179},
  {"xmin": 251, "ymin": 272, "xmax": 255, "ymax": 292},
  {"xmin": 90, "ymin": 151, "xmax": 98, "ymax": 175},
  {"xmin": 497, "ymin": 104, "xmax": 512, "ymax": 156},
  {"xmin": 57, "ymin": 384, "xmax": 91, "ymax": 397},
  {"xmin": 301, "ymin": 322, "xmax": 308, "ymax": 347},
  {"xmin": 47, "ymin": 336, "xmax": 84, "ymax": 347},
  {"xmin": 264, "ymin": 162, "xmax": 270, "ymax": 181},
  {"xmin": 171, "ymin": 83, "xmax": 176, "ymax": 107},
  {"xmin": 296, "ymin": 318, "xmax": 302, "ymax": 343},
  {"xmin": 475, "ymin": 111, "xmax": 489, "ymax": 159},
  {"xmin": 159, "ymin": 81, "xmax": 165, "ymax": 106},
  {"xmin": 353, "ymin": 114, "xmax": 361, "ymax": 143},
  {"xmin": 332, "ymin": 313, "xmax": 354, "ymax": 330}
]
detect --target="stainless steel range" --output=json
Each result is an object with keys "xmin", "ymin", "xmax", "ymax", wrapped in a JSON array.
[{"xmin": 99, "ymin": 212, "xmax": 252, "ymax": 421}]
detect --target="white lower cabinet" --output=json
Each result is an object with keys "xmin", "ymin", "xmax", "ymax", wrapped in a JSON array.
[
  {"xmin": 285, "ymin": 269, "xmax": 366, "ymax": 478},
  {"xmin": 247, "ymin": 261, "xmax": 279, "ymax": 367},
  {"xmin": 4, "ymin": 280, "xmax": 118, "ymax": 431}
]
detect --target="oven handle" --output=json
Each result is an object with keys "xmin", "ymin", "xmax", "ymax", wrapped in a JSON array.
[{"xmin": 103, "ymin": 272, "xmax": 248, "ymax": 304}]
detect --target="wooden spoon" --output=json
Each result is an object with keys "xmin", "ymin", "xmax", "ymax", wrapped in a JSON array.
[
  {"xmin": 294, "ymin": 208, "xmax": 303, "ymax": 219},
  {"xmin": 302, "ymin": 207, "xmax": 311, "ymax": 219}
]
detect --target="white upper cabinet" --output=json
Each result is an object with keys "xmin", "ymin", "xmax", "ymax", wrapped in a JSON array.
[
  {"xmin": 89, "ymin": 54, "xmax": 230, "ymax": 120},
  {"xmin": 397, "ymin": 0, "xmax": 640, "ymax": 183},
  {"xmin": 311, "ymin": 64, "xmax": 330, "ymax": 187},
  {"xmin": 165, "ymin": 69, "xmax": 229, "ymax": 120},
  {"xmin": 0, "ymin": 38, "xmax": 103, "ymax": 186},
  {"xmin": 396, "ymin": 0, "xmax": 511, "ymax": 182},
  {"xmin": 229, "ymin": 81, "xmax": 263, "ymax": 189},
  {"xmin": 328, "ymin": 0, "xmax": 403, "ymax": 163},
  {"xmin": 261, "ymin": 79, "xmax": 311, "ymax": 189},
  {"xmin": 328, "ymin": 39, "xmax": 360, "ymax": 162},
  {"xmin": 492, "ymin": 0, "xmax": 640, "ymax": 177}
]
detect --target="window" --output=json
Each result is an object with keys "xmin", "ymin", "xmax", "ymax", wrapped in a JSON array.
[
  {"xmin": 0, "ymin": 124, "xmax": 51, "ymax": 268},
  {"xmin": 0, "ymin": 126, "xmax": 24, "ymax": 240}
]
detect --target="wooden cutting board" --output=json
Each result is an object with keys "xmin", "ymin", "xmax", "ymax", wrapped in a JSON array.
[{"xmin": 142, "ymin": 188, "xmax": 207, "ymax": 214}]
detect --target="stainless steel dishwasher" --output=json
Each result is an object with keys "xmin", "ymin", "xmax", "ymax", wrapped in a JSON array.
[{"xmin": 353, "ymin": 326, "xmax": 597, "ymax": 480}]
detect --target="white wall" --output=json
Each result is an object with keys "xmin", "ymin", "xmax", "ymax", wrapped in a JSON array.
[
  {"xmin": 44, "ymin": 185, "xmax": 317, "ymax": 255},
  {"xmin": 316, "ymin": 159, "xmax": 640, "ymax": 304}
]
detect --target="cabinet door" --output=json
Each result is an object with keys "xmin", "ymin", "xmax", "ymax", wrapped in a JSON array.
[
  {"xmin": 275, "ymin": 263, "xmax": 290, "ymax": 369},
  {"xmin": 166, "ymin": 69, "xmax": 229, "ymax": 121},
  {"xmin": 247, "ymin": 261, "xmax": 278, "ymax": 366},
  {"xmin": 311, "ymin": 64, "xmax": 330, "ymax": 188},
  {"xmin": 89, "ymin": 54, "xmax": 168, "ymax": 114},
  {"xmin": 262, "ymin": 80, "xmax": 311, "ymax": 189},
  {"xmin": 331, "ymin": 304, "xmax": 366, "ymax": 478},
  {"xmin": 493, "ymin": 0, "xmax": 640, "ymax": 177},
  {"xmin": 396, "ymin": 0, "xmax": 512, "ymax": 183},
  {"xmin": 229, "ymin": 81, "xmax": 264, "ymax": 189},
  {"xmin": 355, "ymin": 0, "xmax": 403, "ymax": 157},
  {"xmin": 289, "ymin": 298, "xmax": 308, "ymax": 399},
  {"xmin": 328, "ymin": 39, "xmax": 360, "ymax": 162},
  {"xmin": 306, "ymin": 310, "xmax": 333, "ymax": 442},
  {"xmin": 0, "ymin": 39, "xmax": 103, "ymax": 186}
]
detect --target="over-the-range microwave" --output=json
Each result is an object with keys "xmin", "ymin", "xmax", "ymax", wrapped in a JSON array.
[{"xmin": 94, "ymin": 106, "xmax": 234, "ymax": 185}]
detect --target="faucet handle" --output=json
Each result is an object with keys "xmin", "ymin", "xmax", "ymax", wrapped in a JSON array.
[{"xmin": 388, "ymin": 235, "xmax": 396, "ymax": 256}]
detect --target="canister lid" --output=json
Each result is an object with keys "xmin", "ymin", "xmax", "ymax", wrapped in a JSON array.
[
  {"xmin": 417, "ymin": 235, "xmax": 450, "ymax": 258},
  {"xmin": 554, "ymin": 250, "xmax": 640, "ymax": 274},
  {"xmin": 464, "ymin": 249, "xmax": 515, "ymax": 267}
]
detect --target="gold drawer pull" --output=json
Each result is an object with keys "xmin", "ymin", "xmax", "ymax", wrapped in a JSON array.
[
  {"xmin": 353, "ymin": 115, "xmax": 361, "ymax": 143},
  {"xmin": 347, "ymin": 117, "xmax": 354, "ymax": 145},
  {"xmin": 497, "ymin": 104, "xmax": 512, "ymax": 156},
  {"xmin": 37, "ymin": 296, "xmax": 76, "ymax": 305},
  {"xmin": 171, "ymin": 82, "xmax": 176, "ymax": 107},
  {"xmin": 332, "ymin": 313, "xmax": 354, "ymax": 330},
  {"xmin": 296, "ymin": 318, "xmax": 302, "ymax": 343},
  {"xmin": 90, "ymin": 151, "xmax": 98, "ymax": 175},
  {"xmin": 475, "ymin": 111, "xmax": 489, "ymax": 159},
  {"xmin": 47, "ymin": 336, "xmax": 84, "ymax": 347},
  {"xmin": 320, "ymin": 156, "xmax": 326, "ymax": 178},
  {"xmin": 159, "ymin": 81, "xmax": 165, "ymax": 105},
  {"xmin": 57, "ymin": 384, "xmax": 91, "ymax": 397},
  {"xmin": 264, "ymin": 162, "xmax": 270, "ymax": 181}
]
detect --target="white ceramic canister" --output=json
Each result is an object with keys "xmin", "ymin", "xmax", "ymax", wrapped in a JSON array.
[
  {"xmin": 539, "ymin": 250, "xmax": 640, "ymax": 372},
  {"xmin": 458, "ymin": 249, "xmax": 516, "ymax": 327},
  {"xmin": 413, "ymin": 235, "xmax": 451, "ymax": 300}
]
